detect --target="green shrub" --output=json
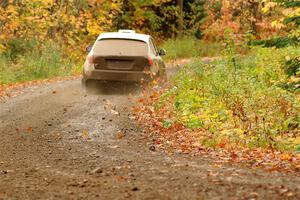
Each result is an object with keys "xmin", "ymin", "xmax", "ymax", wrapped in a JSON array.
[
  {"xmin": 0, "ymin": 39, "xmax": 80, "ymax": 84},
  {"xmin": 251, "ymin": 36, "xmax": 299, "ymax": 48},
  {"xmin": 162, "ymin": 37, "xmax": 223, "ymax": 61},
  {"xmin": 3, "ymin": 38, "xmax": 38, "ymax": 61},
  {"xmin": 284, "ymin": 56, "xmax": 300, "ymax": 77},
  {"xmin": 159, "ymin": 46, "xmax": 300, "ymax": 151}
]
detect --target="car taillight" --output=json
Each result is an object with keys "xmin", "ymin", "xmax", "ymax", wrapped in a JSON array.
[
  {"xmin": 148, "ymin": 56, "xmax": 153, "ymax": 66},
  {"xmin": 87, "ymin": 55, "xmax": 94, "ymax": 64}
]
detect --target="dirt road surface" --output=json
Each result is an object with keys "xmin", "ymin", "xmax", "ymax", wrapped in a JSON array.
[{"xmin": 0, "ymin": 66, "xmax": 300, "ymax": 200}]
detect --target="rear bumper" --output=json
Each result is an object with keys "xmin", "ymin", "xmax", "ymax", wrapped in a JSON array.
[{"xmin": 82, "ymin": 69, "xmax": 151, "ymax": 84}]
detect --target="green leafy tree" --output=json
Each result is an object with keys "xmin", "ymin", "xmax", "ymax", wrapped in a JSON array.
[
  {"xmin": 183, "ymin": 0, "xmax": 206, "ymax": 38},
  {"xmin": 257, "ymin": 0, "xmax": 300, "ymax": 47}
]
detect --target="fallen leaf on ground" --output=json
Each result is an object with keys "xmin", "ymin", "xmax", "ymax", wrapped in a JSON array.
[
  {"xmin": 116, "ymin": 131, "xmax": 125, "ymax": 139},
  {"xmin": 82, "ymin": 130, "xmax": 89, "ymax": 137},
  {"xmin": 110, "ymin": 109, "xmax": 120, "ymax": 115}
]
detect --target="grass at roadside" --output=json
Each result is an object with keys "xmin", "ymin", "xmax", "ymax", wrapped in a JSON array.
[
  {"xmin": 147, "ymin": 46, "xmax": 300, "ymax": 152},
  {"xmin": 0, "ymin": 38, "xmax": 81, "ymax": 85},
  {"xmin": 162, "ymin": 37, "xmax": 224, "ymax": 61},
  {"xmin": 0, "ymin": 36, "xmax": 223, "ymax": 85}
]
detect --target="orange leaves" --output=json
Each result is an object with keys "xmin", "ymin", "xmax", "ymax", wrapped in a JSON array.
[
  {"xmin": 133, "ymin": 78, "xmax": 300, "ymax": 173},
  {"xmin": 15, "ymin": 126, "xmax": 33, "ymax": 133},
  {"xmin": 26, "ymin": 127, "xmax": 33, "ymax": 132},
  {"xmin": 116, "ymin": 131, "xmax": 125, "ymax": 140},
  {"xmin": 280, "ymin": 153, "xmax": 293, "ymax": 162}
]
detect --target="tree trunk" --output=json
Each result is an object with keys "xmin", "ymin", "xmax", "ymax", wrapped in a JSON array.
[
  {"xmin": 0, "ymin": 0, "xmax": 9, "ymax": 8},
  {"xmin": 177, "ymin": 0, "xmax": 184, "ymax": 36},
  {"xmin": 250, "ymin": 1, "xmax": 260, "ymax": 34}
]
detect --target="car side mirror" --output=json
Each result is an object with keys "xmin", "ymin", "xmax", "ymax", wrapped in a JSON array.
[
  {"xmin": 86, "ymin": 45, "xmax": 92, "ymax": 53},
  {"xmin": 159, "ymin": 49, "xmax": 166, "ymax": 56}
]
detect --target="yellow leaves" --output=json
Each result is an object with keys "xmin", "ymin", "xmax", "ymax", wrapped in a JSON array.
[
  {"xmin": 25, "ymin": 16, "xmax": 37, "ymax": 21},
  {"xmin": 262, "ymin": 0, "xmax": 299, "ymax": 30},
  {"xmin": 5, "ymin": 5, "xmax": 18, "ymax": 15},
  {"xmin": 271, "ymin": 20, "xmax": 285, "ymax": 29},
  {"xmin": 87, "ymin": 19, "xmax": 103, "ymax": 36},
  {"xmin": 282, "ymin": 7, "xmax": 300, "ymax": 18},
  {"xmin": 153, "ymin": 0, "xmax": 172, "ymax": 6},
  {"xmin": 110, "ymin": 2, "xmax": 119, "ymax": 10},
  {"xmin": 0, "ymin": 44, "xmax": 5, "ymax": 54},
  {"xmin": 293, "ymin": 136, "xmax": 300, "ymax": 147},
  {"xmin": 261, "ymin": 2, "xmax": 277, "ymax": 13},
  {"xmin": 43, "ymin": 0, "xmax": 55, "ymax": 7},
  {"xmin": 82, "ymin": 130, "xmax": 89, "ymax": 138},
  {"xmin": 0, "ymin": 0, "xmax": 109, "ymax": 47},
  {"xmin": 0, "ymin": 0, "xmax": 148, "ymax": 47}
]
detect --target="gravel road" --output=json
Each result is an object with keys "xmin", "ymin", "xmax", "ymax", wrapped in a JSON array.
[{"xmin": 0, "ymin": 66, "xmax": 299, "ymax": 200}]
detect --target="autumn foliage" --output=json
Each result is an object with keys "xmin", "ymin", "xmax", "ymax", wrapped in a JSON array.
[
  {"xmin": 0, "ymin": 0, "xmax": 299, "ymax": 56},
  {"xmin": 0, "ymin": 0, "xmax": 299, "ymax": 172}
]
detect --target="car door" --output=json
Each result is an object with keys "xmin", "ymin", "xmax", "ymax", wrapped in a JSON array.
[{"xmin": 149, "ymin": 38, "xmax": 166, "ymax": 77}]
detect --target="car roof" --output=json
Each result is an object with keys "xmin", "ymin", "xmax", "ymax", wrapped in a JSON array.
[{"xmin": 97, "ymin": 31, "xmax": 151, "ymax": 44}]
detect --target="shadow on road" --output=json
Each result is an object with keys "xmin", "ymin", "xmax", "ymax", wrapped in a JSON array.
[{"xmin": 84, "ymin": 80, "xmax": 142, "ymax": 95}]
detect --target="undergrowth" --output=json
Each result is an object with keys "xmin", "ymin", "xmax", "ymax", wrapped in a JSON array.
[
  {"xmin": 162, "ymin": 37, "xmax": 224, "ymax": 61},
  {"xmin": 157, "ymin": 46, "xmax": 300, "ymax": 152},
  {"xmin": 0, "ymin": 38, "xmax": 81, "ymax": 84}
]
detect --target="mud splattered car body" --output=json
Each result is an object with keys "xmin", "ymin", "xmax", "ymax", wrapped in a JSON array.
[{"xmin": 82, "ymin": 30, "xmax": 166, "ymax": 85}]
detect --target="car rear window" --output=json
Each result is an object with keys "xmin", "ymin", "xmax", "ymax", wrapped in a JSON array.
[{"xmin": 94, "ymin": 39, "xmax": 148, "ymax": 56}]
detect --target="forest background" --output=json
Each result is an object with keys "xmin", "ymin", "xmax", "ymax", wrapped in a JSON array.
[{"xmin": 0, "ymin": 0, "xmax": 299, "ymax": 84}]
